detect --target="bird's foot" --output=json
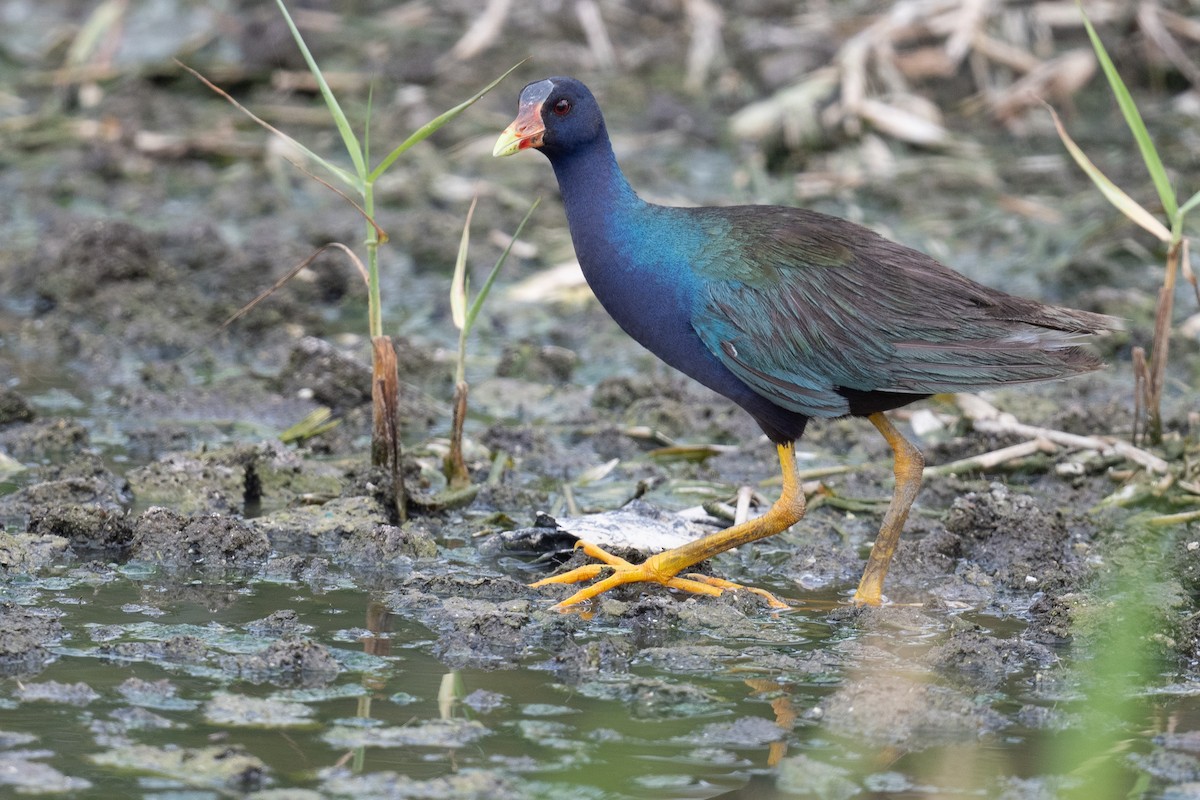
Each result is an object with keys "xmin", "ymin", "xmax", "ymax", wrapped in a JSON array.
[
  {"xmin": 530, "ymin": 540, "xmax": 789, "ymax": 611},
  {"xmin": 850, "ymin": 589, "xmax": 884, "ymax": 606}
]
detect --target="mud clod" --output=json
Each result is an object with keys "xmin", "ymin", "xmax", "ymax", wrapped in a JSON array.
[
  {"xmin": 820, "ymin": 671, "xmax": 1006, "ymax": 746},
  {"xmin": 275, "ymin": 336, "xmax": 372, "ymax": 411},
  {"xmin": 130, "ymin": 507, "xmax": 268, "ymax": 571},
  {"xmin": 335, "ymin": 522, "xmax": 438, "ymax": 569},
  {"xmin": 15, "ymin": 680, "xmax": 100, "ymax": 705},
  {"xmin": 0, "ymin": 603, "xmax": 63, "ymax": 676},
  {"xmin": 496, "ymin": 341, "xmax": 579, "ymax": 382},
  {"xmin": 47, "ymin": 220, "xmax": 166, "ymax": 303},
  {"xmin": 926, "ymin": 626, "xmax": 1056, "ymax": 689},
  {"xmin": 245, "ymin": 609, "xmax": 311, "ymax": 638},
  {"xmin": 222, "ymin": 637, "xmax": 340, "ymax": 687},
  {"xmin": 944, "ymin": 483, "xmax": 1083, "ymax": 593},
  {"xmin": 0, "ymin": 388, "xmax": 34, "ymax": 425},
  {"xmin": 27, "ymin": 504, "xmax": 132, "ymax": 554},
  {"xmin": 100, "ymin": 634, "xmax": 211, "ymax": 666}
]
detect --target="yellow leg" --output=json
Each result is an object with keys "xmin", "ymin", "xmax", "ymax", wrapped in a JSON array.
[
  {"xmin": 530, "ymin": 442, "xmax": 806, "ymax": 611},
  {"xmin": 852, "ymin": 412, "xmax": 924, "ymax": 605}
]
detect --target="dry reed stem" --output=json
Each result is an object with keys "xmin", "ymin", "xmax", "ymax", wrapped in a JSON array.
[
  {"xmin": 576, "ymin": 0, "xmax": 617, "ymax": 70},
  {"xmin": 954, "ymin": 394, "xmax": 1169, "ymax": 474},
  {"xmin": 924, "ymin": 437, "xmax": 1059, "ymax": 477},
  {"xmin": 734, "ymin": 0, "xmax": 1188, "ymax": 148},
  {"xmin": 684, "ymin": 0, "xmax": 725, "ymax": 93},
  {"xmin": 449, "ymin": 0, "xmax": 513, "ymax": 61},
  {"xmin": 446, "ymin": 381, "xmax": 471, "ymax": 489},
  {"xmin": 1138, "ymin": 1, "xmax": 1200, "ymax": 87},
  {"xmin": 371, "ymin": 336, "xmax": 406, "ymax": 522}
]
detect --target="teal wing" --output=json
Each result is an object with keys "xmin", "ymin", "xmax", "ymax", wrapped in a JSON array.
[{"xmin": 688, "ymin": 206, "xmax": 1113, "ymax": 420}]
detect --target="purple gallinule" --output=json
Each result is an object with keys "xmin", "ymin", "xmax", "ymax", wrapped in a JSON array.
[{"xmin": 494, "ymin": 77, "xmax": 1116, "ymax": 610}]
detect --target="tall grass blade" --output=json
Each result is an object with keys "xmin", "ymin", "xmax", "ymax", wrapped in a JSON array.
[
  {"xmin": 451, "ymin": 197, "xmax": 478, "ymax": 331},
  {"xmin": 1045, "ymin": 103, "xmax": 1171, "ymax": 242},
  {"xmin": 274, "ymin": 0, "xmax": 367, "ymax": 180},
  {"xmin": 465, "ymin": 198, "xmax": 540, "ymax": 329},
  {"xmin": 1079, "ymin": 4, "xmax": 1177, "ymax": 220},
  {"xmin": 1179, "ymin": 188, "xmax": 1200, "ymax": 221},
  {"xmin": 369, "ymin": 60, "xmax": 526, "ymax": 182}
]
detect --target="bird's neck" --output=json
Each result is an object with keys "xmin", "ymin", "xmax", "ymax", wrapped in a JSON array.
[{"xmin": 546, "ymin": 133, "xmax": 646, "ymax": 247}]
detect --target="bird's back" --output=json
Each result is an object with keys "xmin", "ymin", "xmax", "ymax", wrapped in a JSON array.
[{"xmin": 682, "ymin": 204, "xmax": 1118, "ymax": 420}]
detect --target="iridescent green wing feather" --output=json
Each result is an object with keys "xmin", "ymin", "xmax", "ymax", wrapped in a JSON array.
[{"xmin": 689, "ymin": 206, "xmax": 1113, "ymax": 419}]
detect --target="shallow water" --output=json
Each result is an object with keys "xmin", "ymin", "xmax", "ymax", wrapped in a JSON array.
[
  {"xmin": 1, "ymin": 1, "xmax": 1199, "ymax": 797},
  {"xmin": 0, "ymin": 566, "xmax": 1176, "ymax": 798}
]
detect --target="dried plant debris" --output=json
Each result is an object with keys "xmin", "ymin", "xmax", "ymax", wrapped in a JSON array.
[{"xmin": 732, "ymin": 0, "xmax": 1200, "ymax": 152}]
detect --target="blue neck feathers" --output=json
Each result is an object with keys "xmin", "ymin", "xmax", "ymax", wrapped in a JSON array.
[{"xmin": 544, "ymin": 127, "xmax": 644, "ymax": 255}]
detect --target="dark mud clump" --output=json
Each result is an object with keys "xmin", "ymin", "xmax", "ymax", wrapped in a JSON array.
[
  {"xmin": 98, "ymin": 634, "xmax": 212, "ymax": 668},
  {"xmin": 130, "ymin": 507, "xmax": 268, "ymax": 571},
  {"xmin": 15, "ymin": 680, "xmax": 100, "ymax": 705},
  {"xmin": 90, "ymin": 743, "xmax": 267, "ymax": 793},
  {"xmin": 221, "ymin": 637, "xmax": 340, "ymax": 687},
  {"xmin": 0, "ymin": 388, "xmax": 34, "ymax": 425},
  {"xmin": 27, "ymin": 504, "xmax": 133, "ymax": 556},
  {"xmin": 386, "ymin": 573, "xmax": 580, "ymax": 669},
  {"xmin": 39, "ymin": 220, "xmax": 165, "ymax": 304},
  {"xmin": 0, "ymin": 602, "xmax": 64, "ymax": 676},
  {"xmin": 334, "ymin": 522, "xmax": 438, "ymax": 571},
  {"xmin": 274, "ymin": 336, "xmax": 372, "ymax": 411},
  {"xmin": 244, "ymin": 609, "xmax": 313, "ymax": 638},
  {"xmin": 943, "ymin": 482, "xmax": 1085, "ymax": 594},
  {"xmin": 0, "ymin": 455, "xmax": 131, "ymax": 522},
  {"xmin": 818, "ymin": 670, "xmax": 1007, "ymax": 747},
  {"xmin": 925, "ymin": 624, "xmax": 1057, "ymax": 690},
  {"xmin": 0, "ymin": 531, "xmax": 70, "ymax": 573}
]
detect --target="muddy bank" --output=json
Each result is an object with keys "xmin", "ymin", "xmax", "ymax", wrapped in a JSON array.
[{"xmin": 0, "ymin": 1, "xmax": 1198, "ymax": 797}]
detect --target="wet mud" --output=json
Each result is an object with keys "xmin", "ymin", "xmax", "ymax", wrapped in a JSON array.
[{"xmin": 0, "ymin": 1, "xmax": 1198, "ymax": 797}]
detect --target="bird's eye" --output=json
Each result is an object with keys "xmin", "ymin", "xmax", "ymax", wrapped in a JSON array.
[{"xmin": 552, "ymin": 98, "xmax": 572, "ymax": 116}]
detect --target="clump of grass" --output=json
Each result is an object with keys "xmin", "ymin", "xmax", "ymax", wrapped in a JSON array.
[
  {"xmin": 445, "ymin": 196, "xmax": 539, "ymax": 490},
  {"xmin": 182, "ymin": 1, "xmax": 520, "ymax": 519},
  {"xmin": 1044, "ymin": 517, "xmax": 1178, "ymax": 798},
  {"xmin": 1047, "ymin": 3, "xmax": 1199, "ymax": 446}
]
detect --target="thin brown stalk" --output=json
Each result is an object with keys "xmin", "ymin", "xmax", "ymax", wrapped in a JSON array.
[
  {"xmin": 220, "ymin": 242, "xmax": 368, "ymax": 330},
  {"xmin": 178, "ymin": 59, "xmax": 388, "ymax": 245},
  {"xmin": 177, "ymin": 60, "xmax": 299, "ymax": 153},
  {"xmin": 1138, "ymin": 1, "xmax": 1200, "ymax": 87},
  {"xmin": 446, "ymin": 381, "xmax": 471, "ymax": 489},
  {"xmin": 371, "ymin": 336, "xmax": 406, "ymax": 522},
  {"xmin": 1146, "ymin": 239, "xmax": 1181, "ymax": 444},
  {"xmin": 1132, "ymin": 347, "xmax": 1149, "ymax": 445}
]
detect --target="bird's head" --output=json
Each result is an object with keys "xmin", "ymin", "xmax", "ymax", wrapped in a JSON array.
[{"xmin": 493, "ymin": 77, "xmax": 603, "ymax": 159}]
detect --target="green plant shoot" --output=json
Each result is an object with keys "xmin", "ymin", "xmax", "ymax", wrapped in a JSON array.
[
  {"xmin": 446, "ymin": 197, "xmax": 540, "ymax": 488},
  {"xmin": 189, "ymin": 0, "xmax": 523, "ymax": 516},
  {"xmin": 1050, "ymin": 2, "xmax": 1198, "ymax": 445},
  {"xmin": 272, "ymin": 0, "xmax": 522, "ymax": 339}
]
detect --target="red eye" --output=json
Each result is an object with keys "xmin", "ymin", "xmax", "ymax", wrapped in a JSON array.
[{"xmin": 552, "ymin": 98, "xmax": 571, "ymax": 116}]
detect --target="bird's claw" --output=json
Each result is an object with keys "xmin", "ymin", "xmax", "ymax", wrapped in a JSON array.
[{"xmin": 528, "ymin": 539, "xmax": 791, "ymax": 612}]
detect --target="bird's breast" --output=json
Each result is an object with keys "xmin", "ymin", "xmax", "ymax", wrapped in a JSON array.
[
  {"xmin": 575, "ymin": 231, "xmax": 699, "ymax": 366},
  {"xmin": 572, "ymin": 219, "xmax": 753, "ymax": 403}
]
